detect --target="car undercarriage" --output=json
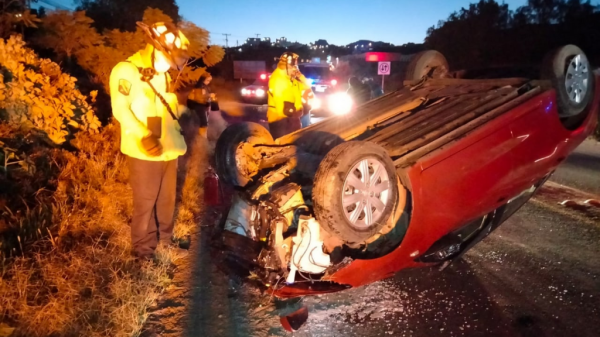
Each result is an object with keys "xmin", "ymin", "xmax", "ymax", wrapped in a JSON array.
[{"xmin": 210, "ymin": 46, "xmax": 599, "ymax": 303}]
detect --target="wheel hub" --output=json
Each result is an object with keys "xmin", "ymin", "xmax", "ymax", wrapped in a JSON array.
[
  {"xmin": 565, "ymin": 54, "xmax": 589, "ymax": 104},
  {"xmin": 342, "ymin": 157, "xmax": 390, "ymax": 229}
]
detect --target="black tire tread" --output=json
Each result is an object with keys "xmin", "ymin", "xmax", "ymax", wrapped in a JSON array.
[{"xmin": 215, "ymin": 122, "xmax": 273, "ymax": 186}]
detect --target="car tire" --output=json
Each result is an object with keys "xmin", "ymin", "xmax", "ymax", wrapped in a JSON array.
[
  {"xmin": 405, "ymin": 50, "xmax": 449, "ymax": 81},
  {"xmin": 313, "ymin": 141, "xmax": 399, "ymax": 244},
  {"xmin": 215, "ymin": 122, "xmax": 273, "ymax": 187},
  {"xmin": 542, "ymin": 45, "xmax": 595, "ymax": 121}
]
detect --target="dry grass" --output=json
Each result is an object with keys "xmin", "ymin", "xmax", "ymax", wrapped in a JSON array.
[
  {"xmin": 173, "ymin": 131, "xmax": 211, "ymax": 241},
  {"xmin": 0, "ymin": 122, "xmax": 209, "ymax": 337}
]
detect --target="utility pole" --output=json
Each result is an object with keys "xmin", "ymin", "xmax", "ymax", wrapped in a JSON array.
[
  {"xmin": 255, "ymin": 34, "xmax": 261, "ymax": 39},
  {"xmin": 222, "ymin": 33, "xmax": 231, "ymax": 47}
]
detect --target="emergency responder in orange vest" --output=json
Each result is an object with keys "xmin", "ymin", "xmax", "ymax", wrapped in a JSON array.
[
  {"xmin": 267, "ymin": 52, "xmax": 313, "ymax": 138},
  {"xmin": 109, "ymin": 21, "xmax": 190, "ymax": 259}
]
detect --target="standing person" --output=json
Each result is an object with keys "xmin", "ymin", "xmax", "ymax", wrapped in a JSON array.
[
  {"xmin": 346, "ymin": 76, "xmax": 372, "ymax": 106},
  {"xmin": 188, "ymin": 74, "xmax": 229, "ymax": 141},
  {"xmin": 297, "ymin": 72, "xmax": 314, "ymax": 128},
  {"xmin": 109, "ymin": 21, "xmax": 190, "ymax": 259},
  {"xmin": 188, "ymin": 74, "xmax": 213, "ymax": 138},
  {"xmin": 365, "ymin": 77, "xmax": 384, "ymax": 98},
  {"xmin": 267, "ymin": 52, "xmax": 307, "ymax": 138}
]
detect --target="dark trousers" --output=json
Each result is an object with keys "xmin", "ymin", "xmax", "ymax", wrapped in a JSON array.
[
  {"xmin": 128, "ymin": 157, "xmax": 177, "ymax": 257},
  {"xmin": 188, "ymin": 101, "xmax": 209, "ymax": 127},
  {"xmin": 269, "ymin": 117, "xmax": 301, "ymax": 139}
]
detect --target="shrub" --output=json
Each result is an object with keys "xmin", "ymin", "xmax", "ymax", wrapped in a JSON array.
[
  {"xmin": 0, "ymin": 122, "xmax": 208, "ymax": 336},
  {"xmin": 34, "ymin": 10, "xmax": 104, "ymax": 61},
  {"xmin": 0, "ymin": 35, "xmax": 101, "ymax": 144},
  {"xmin": 0, "ymin": 124, "xmax": 167, "ymax": 336}
]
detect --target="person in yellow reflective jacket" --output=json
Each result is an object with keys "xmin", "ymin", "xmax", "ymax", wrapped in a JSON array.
[
  {"xmin": 267, "ymin": 52, "xmax": 313, "ymax": 138},
  {"xmin": 109, "ymin": 21, "xmax": 190, "ymax": 259}
]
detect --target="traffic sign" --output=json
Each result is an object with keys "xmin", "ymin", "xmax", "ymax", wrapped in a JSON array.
[{"xmin": 378, "ymin": 61, "xmax": 391, "ymax": 75}]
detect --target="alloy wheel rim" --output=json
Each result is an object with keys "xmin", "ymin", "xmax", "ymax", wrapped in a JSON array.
[
  {"xmin": 342, "ymin": 157, "xmax": 390, "ymax": 229},
  {"xmin": 565, "ymin": 54, "xmax": 589, "ymax": 104}
]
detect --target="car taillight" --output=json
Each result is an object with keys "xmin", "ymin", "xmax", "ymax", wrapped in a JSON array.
[
  {"xmin": 260, "ymin": 74, "xmax": 267, "ymax": 80},
  {"xmin": 331, "ymin": 79, "xmax": 338, "ymax": 86}
]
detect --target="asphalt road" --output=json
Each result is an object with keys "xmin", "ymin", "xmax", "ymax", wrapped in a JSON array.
[
  {"xmin": 145, "ymin": 189, "xmax": 600, "ymax": 337},
  {"xmin": 551, "ymin": 138, "xmax": 600, "ymax": 195}
]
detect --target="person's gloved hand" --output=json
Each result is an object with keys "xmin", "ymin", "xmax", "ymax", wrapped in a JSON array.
[
  {"xmin": 141, "ymin": 133, "xmax": 163, "ymax": 156},
  {"xmin": 283, "ymin": 101, "xmax": 302, "ymax": 118}
]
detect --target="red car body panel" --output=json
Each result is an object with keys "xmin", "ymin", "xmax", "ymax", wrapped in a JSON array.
[{"xmin": 273, "ymin": 74, "xmax": 600, "ymax": 297}]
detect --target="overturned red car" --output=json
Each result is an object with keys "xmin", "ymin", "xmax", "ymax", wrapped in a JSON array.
[{"xmin": 212, "ymin": 45, "xmax": 598, "ymax": 302}]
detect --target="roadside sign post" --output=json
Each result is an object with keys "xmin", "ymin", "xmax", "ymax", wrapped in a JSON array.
[{"xmin": 378, "ymin": 61, "xmax": 391, "ymax": 92}]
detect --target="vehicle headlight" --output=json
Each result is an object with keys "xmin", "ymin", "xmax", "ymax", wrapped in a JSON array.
[
  {"xmin": 255, "ymin": 89, "xmax": 265, "ymax": 97},
  {"xmin": 241, "ymin": 88, "xmax": 248, "ymax": 95},
  {"xmin": 311, "ymin": 97, "xmax": 322, "ymax": 110},
  {"xmin": 327, "ymin": 92, "xmax": 353, "ymax": 115}
]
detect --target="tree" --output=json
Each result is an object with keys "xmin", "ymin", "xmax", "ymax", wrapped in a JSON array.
[
  {"xmin": 425, "ymin": 0, "xmax": 600, "ymax": 68},
  {"xmin": 35, "ymin": 11, "xmax": 103, "ymax": 61},
  {"xmin": 0, "ymin": 35, "xmax": 101, "ymax": 144},
  {"xmin": 0, "ymin": 0, "xmax": 40, "ymax": 38},
  {"xmin": 72, "ymin": 8, "xmax": 224, "ymax": 91},
  {"xmin": 516, "ymin": 0, "xmax": 563, "ymax": 24},
  {"xmin": 76, "ymin": 0, "xmax": 180, "ymax": 32},
  {"xmin": 425, "ymin": 0, "xmax": 512, "ymax": 68}
]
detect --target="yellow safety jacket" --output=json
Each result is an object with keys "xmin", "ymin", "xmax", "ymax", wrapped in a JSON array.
[
  {"xmin": 267, "ymin": 67, "xmax": 305, "ymax": 123},
  {"xmin": 110, "ymin": 52, "xmax": 187, "ymax": 161}
]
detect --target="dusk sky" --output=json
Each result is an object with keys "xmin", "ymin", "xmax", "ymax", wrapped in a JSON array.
[
  {"xmin": 51, "ymin": 0, "xmax": 600, "ymax": 46},
  {"xmin": 180, "ymin": 0, "xmax": 530, "ymax": 46}
]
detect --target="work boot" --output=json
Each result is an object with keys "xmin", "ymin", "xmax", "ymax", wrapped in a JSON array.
[{"xmin": 156, "ymin": 242, "xmax": 189, "ymax": 264}]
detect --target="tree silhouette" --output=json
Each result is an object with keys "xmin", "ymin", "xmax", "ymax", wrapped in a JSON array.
[
  {"xmin": 35, "ymin": 10, "xmax": 103, "ymax": 61},
  {"xmin": 76, "ymin": 0, "xmax": 180, "ymax": 32},
  {"xmin": 425, "ymin": 0, "xmax": 600, "ymax": 69}
]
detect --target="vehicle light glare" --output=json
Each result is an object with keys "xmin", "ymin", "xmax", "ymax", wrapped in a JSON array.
[
  {"xmin": 328, "ymin": 92, "xmax": 353, "ymax": 115},
  {"xmin": 306, "ymin": 78, "xmax": 314, "ymax": 85},
  {"xmin": 311, "ymin": 97, "xmax": 322, "ymax": 110},
  {"xmin": 241, "ymin": 88, "xmax": 248, "ymax": 95},
  {"xmin": 255, "ymin": 89, "xmax": 265, "ymax": 97},
  {"xmin": 331, "ymin": 79, "xmax": 338, "ymax": 86},
  {"xmin": 260, "ymin": 73, "xmax": 267, "ymax": 80}
]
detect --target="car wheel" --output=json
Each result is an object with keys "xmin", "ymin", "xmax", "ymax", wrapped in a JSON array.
[
  {"xmin": 313, "ymin": 141, "xmax": 399, "ymax": 244},
  {"xmin": 542, "ymin": 45, "xmax": 595, "ymax": 121},
  {"xmin": 215, "ymin": 122, "xmax": 273, "ymax": 187},
  {"xmin": 405, "ymin": 50, "xmax": 449, "ymax": 81}
]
